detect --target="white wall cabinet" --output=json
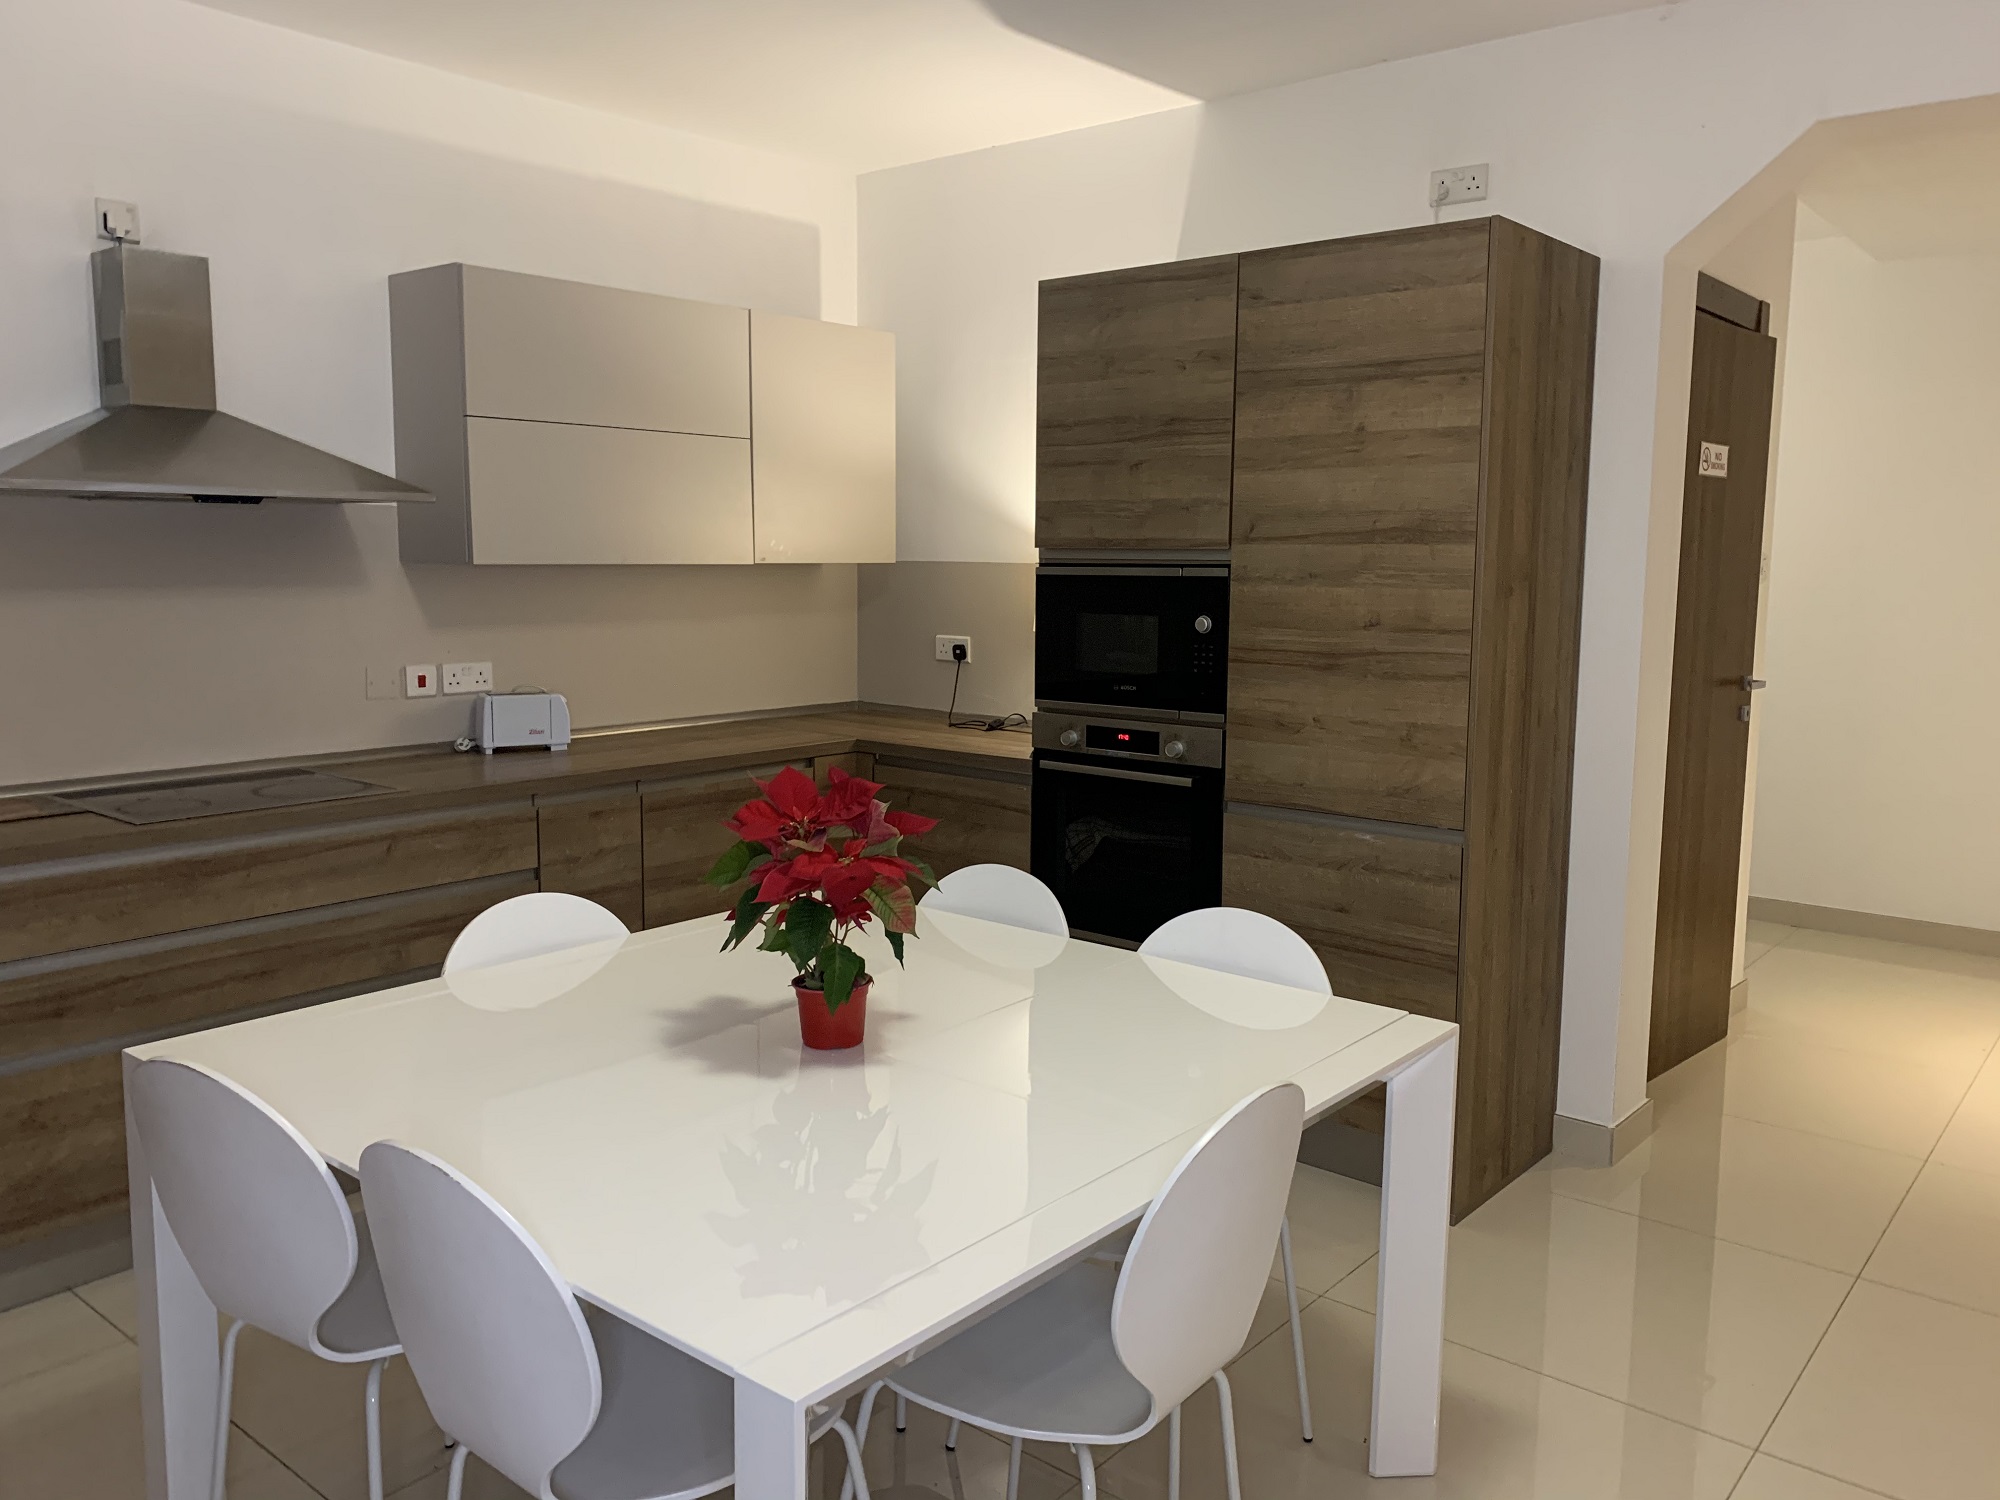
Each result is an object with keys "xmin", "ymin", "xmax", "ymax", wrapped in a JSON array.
[
  {"xmin": 391, "ymin": 264, "xmax": 893, "ymax": 565},
  {"xmin": 750, "ymin": 311, "xmax": 896, "ymax": 563}
]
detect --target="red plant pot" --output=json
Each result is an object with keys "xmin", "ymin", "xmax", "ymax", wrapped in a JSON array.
[{"xmin": 794, "ymin": 977, "xmax": 871, "ymax": 1050}]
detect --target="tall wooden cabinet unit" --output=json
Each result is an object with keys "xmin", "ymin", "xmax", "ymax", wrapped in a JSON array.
[
  {"xmin": 1035, "ymin": 255, "xmax": 1239, "ymax": 551},
  {"xmin": 1222, "ymin": 219, "xmax": 1599, "ymax": 1216}
]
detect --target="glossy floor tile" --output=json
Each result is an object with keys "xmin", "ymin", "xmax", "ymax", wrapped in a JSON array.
[
  {"xmin": 7, "ymin": 922, "xmax": 1999, "ymax": 1500},
  {"xmin": 1742, "ymin": 921, "xmax": 1798, "ymax": 970},
  {"xmin": 1763, "ymin": 1281, "xmax": 2000, "ymax": 1500},
  {"xmin": 1540, "ymin": 1108, "xmax": 1921, "ymax": 1273},
  {"xmin": 1095, "ymin": 1298, "xmax": 1752, "ymax": 1500},
  {"xmin": 1861, "ymin": 1160, "xmax": 2000, "ymax": 1315},
  {"xmin": 1328, "ymin": 1174, "xmax": 1850, "ymax": 1446}
]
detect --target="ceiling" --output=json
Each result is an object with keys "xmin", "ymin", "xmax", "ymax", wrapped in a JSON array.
[
  {"xmin": 1799, "ymin": 117, "xmax": 2000, "ymax": 259},
  {"xmin": 194, "ymin": 0, "xmax": 1674, "ymax": 173},
  {"xmin": 984, "ymin": 0, "xmax": 1670, "ymax": 103}
]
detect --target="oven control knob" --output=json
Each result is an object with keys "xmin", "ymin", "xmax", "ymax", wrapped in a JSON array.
[
  {"xmin": 1163, "ymin": 739, "xmax": 1187, "ymax": 760},
  {"xmin": 1059, "ymin": 728, "xmax": 1081, "ymax": 748},
  {"xmin": 1194, "ymin": 614, "xmax": 1213, "ymax": 635}
]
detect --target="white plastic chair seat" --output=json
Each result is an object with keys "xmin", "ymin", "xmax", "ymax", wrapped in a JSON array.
[
  {"xmin": 549, "ymin": 1305, "xmax": 733, "ymax": 1500},
  {"xmin": 887, "ymin": 1262, "xmax": 1150, "ymax": 1444},
  {"xmin": 314, "ymin": 1211, "xmax": 399, "ymax": 1359}
]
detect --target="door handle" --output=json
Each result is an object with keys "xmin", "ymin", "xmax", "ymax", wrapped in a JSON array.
[
  {"xmin": 1038, "ymin": 760, "xmax": 1195, "ymax": 789},
  {"xmin": 1742, "ymin": 676, "xmax": 1767, "ymax": 691}
]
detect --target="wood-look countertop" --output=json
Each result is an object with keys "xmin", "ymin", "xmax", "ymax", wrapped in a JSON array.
[{"xmin": 0, "ymin": 707, "xmax": 1031, "ymax": 872}]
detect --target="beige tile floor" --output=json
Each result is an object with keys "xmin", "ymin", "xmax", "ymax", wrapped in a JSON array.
[{"xmin": 5, "ymin": 920, "xmax": 1998, "ymax": 1500}]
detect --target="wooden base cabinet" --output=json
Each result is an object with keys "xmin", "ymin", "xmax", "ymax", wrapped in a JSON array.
[
  {"xmin": 870, "ymin": 757, "xmax": 1032, "ymax": 881},
  {"xmin": 1221, "ymin": 219, "xmax": 1600, "ymax": 1218}
]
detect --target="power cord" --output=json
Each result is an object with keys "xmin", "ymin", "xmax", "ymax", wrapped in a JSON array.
[{"xmin": 945, "ymin": 644, "xmax": 1027, "ymax": 732}]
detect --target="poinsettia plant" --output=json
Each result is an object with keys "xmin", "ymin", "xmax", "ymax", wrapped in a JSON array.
[{"xmin": 703, "ymin": 765, "xmax": 939, "ymax": 1011}]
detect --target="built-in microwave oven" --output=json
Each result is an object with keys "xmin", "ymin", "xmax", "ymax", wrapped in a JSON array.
[{"xmin": 1034, "ymin": 563, "xmax": 1228, "ymax": 718}]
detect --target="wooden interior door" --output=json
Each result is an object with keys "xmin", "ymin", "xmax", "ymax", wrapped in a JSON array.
[{"xmin": 1650, "ymin": 308, "xmax": 1778, "ymax": 1077}]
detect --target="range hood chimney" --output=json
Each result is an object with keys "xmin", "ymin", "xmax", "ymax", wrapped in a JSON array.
[{"xmin": 0, "ymin": 245, "xmax": 430, "ymax": 505}]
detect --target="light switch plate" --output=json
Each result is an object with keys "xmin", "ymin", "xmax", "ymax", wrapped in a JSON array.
[
  {"xmin": 365, "ymin": 664, "xmax": 402, "ymax": 701},
  {"xmin": 935, "ymin": 635, "xmax": 972, "ymax": 662},
  {"xmin": 404, "ymin": 664, "xmax": 438, "ymax": 698},
  {"xmin": 442, "ymin": 661, "xmax": 493, "ymax": 695}
]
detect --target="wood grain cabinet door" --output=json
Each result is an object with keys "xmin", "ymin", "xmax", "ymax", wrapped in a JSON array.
[
  {"xmin": 1036, "ymin": 255, "xmax": 1239, "ymax": 552},
  {"xmin": 640, "ymin": 767, "xmax": 774, "ymax": 929},
  {"xmin": 536, "ymin": 787, "xmax": 645, "ymax": 930},
  {"xmin": 1221, "ymin": 808, "xmax": 1462, "ymax": 1020},
  {"xmin": 871, "ymin": 759, "xmax": 1031, "ymax": 882},
  {"xmin": 1227, "ymin": 224, "xmax": 1490, "ymax": 829}
]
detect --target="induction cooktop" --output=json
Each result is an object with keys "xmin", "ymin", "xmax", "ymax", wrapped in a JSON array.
[{"xmin": 51, "ymin": 768, "xmax": 392, "ymax": 825}]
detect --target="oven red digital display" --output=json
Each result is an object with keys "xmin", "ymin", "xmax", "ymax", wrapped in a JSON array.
[{"xmin": 1085, "ymin": 725, "xmax": 1161, "ymax": 755}]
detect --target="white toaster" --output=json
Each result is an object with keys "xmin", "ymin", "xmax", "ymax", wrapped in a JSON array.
[{"xmin": 474, "ymin": 692, "xmax": 571, "ymax": 753}]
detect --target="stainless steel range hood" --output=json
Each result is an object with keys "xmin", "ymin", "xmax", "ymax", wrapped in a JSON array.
[{"xmin": 0, "ymin": 246, "xmax": 430, "ymax": 505}]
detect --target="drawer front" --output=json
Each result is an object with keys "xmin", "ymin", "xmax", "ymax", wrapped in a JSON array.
[
  {"xmin": 461, "ymin": 266, "xmax": 751, "ymax": 437},
  {"xmin": 641, "ymin": 767, "xmax": 777, "ymax": 930},
  {"xmin": 537, "ymin": 788, "xmax": 644, "ymax": 931},
  {"xmin": 872, "ymin": 761, "xmax": 1031, "ymax": 883},
  {"xmin": 0, "ymin": 1054, "xmax": 126, "ymax": 1248},
  {"xmin": 0, "ymin": 873, "xmax": 536, "ymax": 1071},
  {"xmin": 465, "ymin": 418, "xmax": 754, "ymax": 566},
  {"xmin": 1221, "ymin": 808, "xmax": 1462, "ymax": 1021},
  {"xmin": 0, "ymin": 804, "xmax": 540, "ymax": 965}
]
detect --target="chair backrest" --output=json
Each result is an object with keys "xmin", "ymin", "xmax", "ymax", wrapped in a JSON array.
[
  {"xmin": 442, "ymin": 892, "xmax": 630, "ymax": 976},
  {"xmin": 1112, "ymin": 1083, "xmax": 1305, "ymax": 1413},
  {"xmin": 359, "ymin": 1141, "xmax": 600, "ymax": 1500},
  {"xmin": 1139, "ymin": 908, "xmax": 1332, "ymax": 995},
  {"xmin": 128, "ymin": 1059, "xmax": 360, "ymax": 1354},
  {"xmin": 919, "ymin": 863, "xmax": 1068, "ymax": 937}
]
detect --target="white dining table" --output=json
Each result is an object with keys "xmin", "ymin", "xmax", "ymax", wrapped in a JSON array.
[{"xmin": 127, "ymin": 907, "xmax": 1457, "ymax": 1500}]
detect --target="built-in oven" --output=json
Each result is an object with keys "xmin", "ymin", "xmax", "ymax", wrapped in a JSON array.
[
  {"xmin": 1031, "ymin": 711, "xmax": 1224, "ymax": 945},
  {"xmin": 1034, "ymin": 562, "xmax": 1228, "ymax": 719}
]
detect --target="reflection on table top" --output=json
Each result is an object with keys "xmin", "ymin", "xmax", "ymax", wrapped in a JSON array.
[{"xmin": 136, "ymin": 909, "xmax": 1446, "ymax": 1397}]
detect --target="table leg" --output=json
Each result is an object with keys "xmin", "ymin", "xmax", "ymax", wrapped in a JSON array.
[
  {"xmin": 736, "ymin": 1376, "xmax": 809, "ymax": 1500},
  {"xmin": 127, "ymin": 1053, "xmax": 222, "ymax": 1500},
  {"xmin": 1368, "ymin": 1034, "xmax": 1456, "ymax": 1477}
]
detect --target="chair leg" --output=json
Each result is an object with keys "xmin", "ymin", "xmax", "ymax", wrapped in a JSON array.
[
  {"xmin": 444, "ymin": 1440, "xmax": 470, "ymax": 1500},
  {"xmin": 363, "ymin": 1358, "xmax": 388, "ymax": 1500},
  {"xmin": 1075, "ymin": 1444, "xmax": 1097, "ymax": 1500},
  {"xmin": 822, "ymin": 1416, "xmax": 873, "ymax": 1500},
  {"xmin": 896, "ymin": 1392, "xmax": 908, "ymax": 1432},
  {"xmin": 1279, "ymin": 1216, "xmax": 1313, "ymax": 1442},
  {"xmin": 1214, "ymin": 1371, "xmax": 1242, "ymax": 1500},
  {"xmin": 840, "ymin": 1382, "xmax": 886, "ymax": 1500},
  {"xmin": 211, "ymin": 1319, "xmax": 245, "ymax": 1500},
  {"xmin": 945, "ymin": 1418, "xmax": 960, "ymax": 1451},
  {"xmin": 1168, "ymin": 1406, "xmax": 1182, "ymax": 1500},
  {"xmin": 1007, "ymin": 1436, "xmax": 1023, "ymax": 1500}
]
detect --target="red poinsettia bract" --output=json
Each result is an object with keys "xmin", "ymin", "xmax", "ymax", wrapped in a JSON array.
[{"xmin": 703, "ymin": 766, "xmax": 939, "ymax": 1011}]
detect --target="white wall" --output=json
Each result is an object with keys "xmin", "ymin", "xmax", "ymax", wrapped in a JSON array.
[
  {"xmin": 1752, "ymin": 235, "xmax": 2000, "ymax": 932},
  {"xmin": 0, "ymin": 0, "xmax": 860, "ymax": 786},
  {"xmin": 858, "ymin": 0, "xmax": 2000, "ymax": 1126}
]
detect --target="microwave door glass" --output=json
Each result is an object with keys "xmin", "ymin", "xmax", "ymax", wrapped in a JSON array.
[{"xmin": 1076, "ymin": 613, "xmax": 1160, "ymax": 678}]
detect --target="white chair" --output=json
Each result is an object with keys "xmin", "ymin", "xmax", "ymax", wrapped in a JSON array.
[
  {"xmin": 1139, "ymin": 906, "xmax": 1328, "ymax": 1443},
  {"xmin": 129, "ymin": 1059, "xmax": 403, "ymax": 1500},
  {"xmin": 442, "ymin": 892, "xmax": 630, "ymax": 976},
  {"xmin": 863, "ymin": 1084, "xmax": 1305, "ymax": 1500},
  {"xmin": 917, "ymin": 864, "xmax": 1068, "ymax": 936},
  {"xmin": 358, "ymin": 1140, "xmax": 873, "ymax": 1500}
]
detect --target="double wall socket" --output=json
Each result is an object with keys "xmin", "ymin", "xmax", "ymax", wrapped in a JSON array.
[
  {"xmin": 442, "ymin": 661, "xmax": 493, "ymax": 695},
  {"xmin": 935, "ymin": 635, "xmax": 972, "ymax": 662},
  {"xmin": 1429, "ymin": 163, "xmax": 1489, "ymax": 208}
]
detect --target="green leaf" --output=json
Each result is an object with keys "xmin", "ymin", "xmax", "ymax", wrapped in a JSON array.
[
  {"xmin": 903, "ymin": 855, "xmax": 938, "ymax": 889},
  {"xmin": 703, "ymin": 839, "xmax": 766, "ymax": 888},
  {"xmin": 884, "ymin": 929, "xmax": 905, "ymax": 967},
  {"xmin": 757, "ymin": 910, "xmax": 790, "ymax": 953},
  {"xmin": 783, "ymin": 896, "xmax": 834, "ymax": 972},
  {"xmin": 864, "ymin": 881, "xmax": 916, "ymax": 934},
  {"xmin": 858, "ymin": 837, "xmax": 901, "ymax": 859},
  {"xmin": 821, "ymin": 940, "xmax": 866, "ymax": 1012},
  {"xmin": 720, "ymin": 887, "xmax": 769, "ymax": 952}
]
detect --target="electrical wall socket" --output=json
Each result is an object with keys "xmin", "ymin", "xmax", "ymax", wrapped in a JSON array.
[
  {"xmin": 404, "ymin": 665, "xmax": 438, "ymax": 698},
  {"xmin": 1429, "ymin": 163, "xmax": 1489, "ymax": 208},
  {"xmin": 935, "ymin": 635, "xmax": 972, "ymax": 662},
  {"xmin": 442, "ymin": 661, "xmax": 493, "ymax": 695}
]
